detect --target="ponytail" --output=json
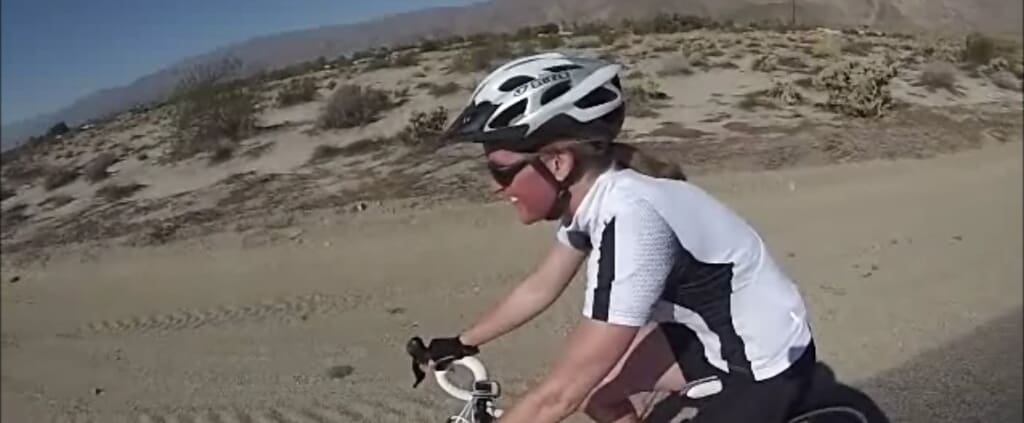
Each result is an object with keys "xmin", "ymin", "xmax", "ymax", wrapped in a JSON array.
[{"xmin": 609, "ymin": 142, "xmax": 687, "ymax": 181}]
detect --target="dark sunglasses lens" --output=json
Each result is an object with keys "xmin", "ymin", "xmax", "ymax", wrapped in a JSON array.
[{"xmin": 488, "ymin": 161, "xmax": 527, "ymax": 186}]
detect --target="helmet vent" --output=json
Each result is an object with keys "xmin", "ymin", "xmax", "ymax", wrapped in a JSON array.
[
  {"xmin": 574, "ymin": 86, "xmax": 618, "ymax": 109},
  {"xmin": 498, "ymin": 76, "xmax": 535, "ymax": 92},
  {"xmin": 490, "ymin": 99, "xmax": 527, "ymax": 128},
  {"xmin": 544, "ymin": 64, "xmax": 583, "ymax": 73},
  {"xmin": 540, "ymin": 80, "xmax": 572, "ymax": 105}
]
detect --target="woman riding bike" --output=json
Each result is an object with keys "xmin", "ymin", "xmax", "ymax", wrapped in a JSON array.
[{"xmin": 421, "ymin": 52, "xmax": 818, "ymax": 423}]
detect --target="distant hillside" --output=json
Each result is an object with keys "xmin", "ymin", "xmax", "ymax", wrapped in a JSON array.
[{"xmin": 3, "ymin": 0, "xmax": 1021, "ymax": 148}]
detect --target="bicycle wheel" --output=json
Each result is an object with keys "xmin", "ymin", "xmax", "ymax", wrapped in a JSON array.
[{"xmin": 788, "ymin": 405, "xmax": 869, "ymax": 423}]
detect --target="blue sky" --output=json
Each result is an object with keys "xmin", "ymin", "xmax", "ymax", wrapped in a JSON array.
[{"xmin": 0, "ymin": 0, "xmax": 481, "ymax": 125}]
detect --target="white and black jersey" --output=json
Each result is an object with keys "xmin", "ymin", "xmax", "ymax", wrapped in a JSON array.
[{"xmin": 556, "ymin": 166, "xmax": 813, "ymax": 381}]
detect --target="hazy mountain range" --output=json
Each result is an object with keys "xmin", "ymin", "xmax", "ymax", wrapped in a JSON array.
[{"xmin": 3, "ymin": 0, "xmax": 1020, "ymax": 148}]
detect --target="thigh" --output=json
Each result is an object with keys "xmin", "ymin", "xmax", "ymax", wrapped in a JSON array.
[
  {"xmin": 585, "ymin": 322, "xmax": 691, "ymax": 406},
  {"xmin": 691, "ymin": 342, "xmax": 818, "ymax": 423}
]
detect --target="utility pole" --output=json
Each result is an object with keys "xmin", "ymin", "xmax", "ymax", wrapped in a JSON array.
[{"xmin": 790, "ymin": 0, "xmax": 796, "ymax": 27}]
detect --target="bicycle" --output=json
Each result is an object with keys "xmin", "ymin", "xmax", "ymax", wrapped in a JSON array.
[{"xmin": 406, "ymin": 336, "xmax": 870, "ymax": 423}]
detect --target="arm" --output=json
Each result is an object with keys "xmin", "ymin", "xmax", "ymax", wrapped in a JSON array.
[
  {"xmin": 496, "ymin": 319, "xmax": 638, "ymax": 422},
  {"xmin": 497, "ymin": 198, "xmax": 678, "ymax": 423},
  {"xmin": 458, "ymin": 240, "xmax": 586, "ymax": 347}
]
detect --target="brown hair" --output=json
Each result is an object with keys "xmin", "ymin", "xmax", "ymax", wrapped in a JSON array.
[
  {"xmin": 541, "ymin": 140, "xmax": 686, "ymax": 181},
  {"xmin": 608, "ymin": 142, "xmax": 687, "ymax": 181}
]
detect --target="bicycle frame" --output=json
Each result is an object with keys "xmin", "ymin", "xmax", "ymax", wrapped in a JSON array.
[{"xmin": 405, "ymin": 336, "xmax": 867, "ymax": 423}]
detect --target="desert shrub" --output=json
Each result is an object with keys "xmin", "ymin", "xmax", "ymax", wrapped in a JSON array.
[
  {"xmin": 598, "ymin": 31, "xmax": 620, "ymax": 46},
  {"xmin": 814, "ymin": 60, "xmax": 899, "ymax": 117},
  {"xmin": 657, "ymin": 56, "xmax": 695, "ymax": 76},
  {"xmin": 538, "ymin": 35, "xmax": 564, "ymax": 50},
  {"xmin": 449, "ymin": 41, "xmax": 512, "ymax": 73},
  {"xmin": 624, "ymin": 80, "xmax": 671, "ymax": 117},
  {"xmin": 737, "ymin": 81, "xmax": 803, "ymax": 111},
  {"xmin": 764, "ymin": 80, "xmax": 805, "ymax": 106},
  {"xmin": 319, "ymin": 84, "xmax": 400, "ymax": 129},
  {"xmin": 96, "ymin": 182, "xmax": 147, "ymax": 202},
  {"xmin": 777, "ymin": 55, "xmax": 808, "ymax": 70},
  {"xmin": 83, "ymin": 152, "xmax": 118, "ymax": 183},
  {"xmin": 962, "ymin": 32, "xmax": 996, "ymax": 65},
  {"xmin": 392, "ymin": 51, "xmax": 421, "ymax": 67},
  {"xmin": 276, "ymin": 78, "xmax": 318, "ymax": 106},
  {"xmin": 170, "ymin": 57, "xmax": 258, "ymax": 158},
  {"xmin": 307, "ymin": 144, "xmax": 346, "ymax": 165},
  {"xmin": 395, "ymin": 106, "xmax": 450, "ymax": 149},
  {"xmin": 43, "ymin": 167, "xmax": 79, "ymax": 191},
  {"xmin": 752, "ymin": 54, "xmax": 779, "ymax": 72},
  {"xmin": 841, "ymin": 41, "xmax": 874, "ymax": 56},
  {"xmin": 1, "ymin": 187, "xmax": 16, "ymax": 202},
  {"xmin": 990, "ymin": 70, "xmax": 1022, "ymax": 91},
  {"xmin": 918, "ymin": 61, "xmax": 958, "ymax": 92},
  {"xmin": 46, "ymin": 121, "xmax": 71, "ymax": 138},
  {"xmin": 417, "ymin": 81, "xmax": 461, "ymax": 97},
  {"xmin": 208, "ymin": 143, "xmax": 235, "ymax": 165},
  {"xmin": 812, "ymin": 36, "xmax": 842, "ymax": 58}
]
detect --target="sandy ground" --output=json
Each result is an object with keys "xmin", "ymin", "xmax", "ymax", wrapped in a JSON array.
[{"xmin": 1, "ymin": 140, "xmax": 1020, "ymax": 423}]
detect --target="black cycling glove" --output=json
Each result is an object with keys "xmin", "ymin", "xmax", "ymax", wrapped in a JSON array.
[{"xmin": 427, "ymin": 336, "xmax": 479, "ymax": 370}]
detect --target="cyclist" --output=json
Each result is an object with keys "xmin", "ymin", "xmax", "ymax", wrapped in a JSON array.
[{"xmin": 422, "ymin": 52, "xmax": 818, "ymax": 423}]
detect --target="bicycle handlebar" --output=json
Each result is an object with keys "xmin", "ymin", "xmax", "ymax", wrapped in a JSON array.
[{"xmin": 406, "ymin": 336, "xmax": 491, "ymax": 402}]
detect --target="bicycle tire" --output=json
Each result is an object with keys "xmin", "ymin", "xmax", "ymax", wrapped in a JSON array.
[{"xmin": 788, "ymin": 405, "xmax": 869, "ymax": 423}]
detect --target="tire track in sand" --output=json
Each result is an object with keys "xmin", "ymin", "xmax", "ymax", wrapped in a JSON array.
[
  {"xmin": 66, "ymin": 292, "xmax": 368, "ymax": 338},
  {"xmin": 128, "ymin": 395, "xmax": 444, "ymax": 423}
]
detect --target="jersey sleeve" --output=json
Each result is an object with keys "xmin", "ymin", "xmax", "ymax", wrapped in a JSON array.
[{"xmin": 584, "ymin": 197, "xmax": 678, "ymax": 327}]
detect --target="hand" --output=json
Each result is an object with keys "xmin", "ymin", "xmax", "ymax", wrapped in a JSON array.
[{"xmin": 426, "ymin": 336, "xmax": 479, "ymax": 370}]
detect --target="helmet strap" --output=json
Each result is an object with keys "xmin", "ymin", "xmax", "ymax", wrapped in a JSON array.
[{"xmin": 527, "ymin": 156, "xmax": 584, "ymax": 222}]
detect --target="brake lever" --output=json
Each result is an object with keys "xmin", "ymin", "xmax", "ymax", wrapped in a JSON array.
[{"xmin": 406, "ymin": 336, "xmax": 428, "ymax": 388}]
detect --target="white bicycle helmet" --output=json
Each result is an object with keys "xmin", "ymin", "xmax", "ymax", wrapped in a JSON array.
[{"xmin": 444, "ymin": 52, "xmax": 626, "ymax": 153}]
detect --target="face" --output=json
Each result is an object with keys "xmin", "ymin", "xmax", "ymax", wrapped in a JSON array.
[{"xmin": 485, "ymin": 149, "xmax": 572, "ymax": 224}]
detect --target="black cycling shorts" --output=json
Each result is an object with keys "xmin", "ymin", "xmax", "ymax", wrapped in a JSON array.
[{"xmin": 660, "ymin": 322, "xmax": 817, "ymax": 423}]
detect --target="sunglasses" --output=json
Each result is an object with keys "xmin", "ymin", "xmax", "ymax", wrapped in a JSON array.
[{"xmin": 486, "ymin": 154, "xmax": 541, "ymax": 187}]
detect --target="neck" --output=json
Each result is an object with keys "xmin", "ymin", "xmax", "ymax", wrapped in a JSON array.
[{"xmin": 561, "ymin": 166, "xmax": 607, "ymax": 220}]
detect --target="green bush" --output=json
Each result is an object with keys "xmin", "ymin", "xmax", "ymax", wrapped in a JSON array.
[
  {"xmin": 170, "ymin": 57, "xmax": 258, "ymax": 158},
  {"xmin": 396, "ymin": 106, "xmax": 450, "ymax": 149},
  {"xmin": 814, "ymin": 60, "xmax": 899, "ymax": 118}
]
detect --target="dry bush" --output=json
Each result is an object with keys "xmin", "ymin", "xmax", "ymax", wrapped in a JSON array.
[
  {"xmin": 276, "ymin": 78, "xmax": 318, "ymax": 107},
  {"xmin": 777, "ymin": 55, "xmax": 808, "ymax": 70},
  {"xmin": 43, "ymin": 168, "xmax": 79, "ymax": 191},
  {"xmin": 990, "ymin": 70, "xmax": 1022, "ymax": 91},
  {"xmin": 737, "ymin": 80, "xmax": 804, "ymax": 111},
  {"xmin": 319, "ymin": 84, "xmax": 400, "ymax": 129},
  {"xmin": 918, "ymin": 61, "xmax": 958, "ymax": 92},
  {"xmin": 752, "ymin": 54, "xmax": 779, "ymax": 72},
  {"xmin": 537, "ymin": 35, "xmax": 564, "ymax": 50},
  {"xmin": 812, "ymin": 36, "xmax": 843, "ymax": 58},
  {"xmin": 417, "ymin": 81, "xmax": 461, "ymax": 97},
  {"xmin": 962, "ymin": 32, "xmax": 996, "ymax": 65},
  {"xmin": 657, "ymin": 56, "xmax": 695, "ymax": 76},
  {"xmin": 395, "ymin": 106, "xmax": 450, "ymax": 149},
  {"xmin": 841, "ymin": 41, "xmax": 875, "ymax": 56},
  {"xmin": 450, "ymin": 40, "xmax": 512, "ymax": 73},
  {"xmin": 392, "ymin": 51, "xmax": 421, "ymax": 67},
  {"xmin": 625, "ymin": 80, "xmax": 671, "ymax": 117},
  {"xmin": 83, "ymin": 152, "xmax": 119, "ymax": 183},
  {"xmin": 170, "ymin": 57, "xmax": 258, "ymax": 159},
  {"xmin": 814, "ymin": 59, "xmax": 899, "ymax": 118},
  {"xmin": 307, "ymin": 144, "xmax": 346, "ymax": 165},
  {"xmin": 96, "ymin": 182, "xmax": 147, "ymax": 202}
]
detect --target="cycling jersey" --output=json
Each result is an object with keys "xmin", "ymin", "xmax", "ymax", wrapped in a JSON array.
[{"xmin": 556, "ymin": 166, "xmax": 813, "ymax": 381}]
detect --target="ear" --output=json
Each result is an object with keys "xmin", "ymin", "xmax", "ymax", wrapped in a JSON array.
[{"xmin": 547, "ymin": 150, "xmax": 576, "ymax": 182}]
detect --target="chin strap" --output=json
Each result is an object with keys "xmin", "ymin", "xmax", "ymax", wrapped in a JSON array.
[{"xmin": 527, "ymin": 158, "xmax": 584, "ymax": 222}]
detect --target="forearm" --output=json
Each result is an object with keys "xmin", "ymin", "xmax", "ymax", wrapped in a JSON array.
[{"xmin": 459, "ymin": 274, "xmax": 561, "ymax": 346}]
